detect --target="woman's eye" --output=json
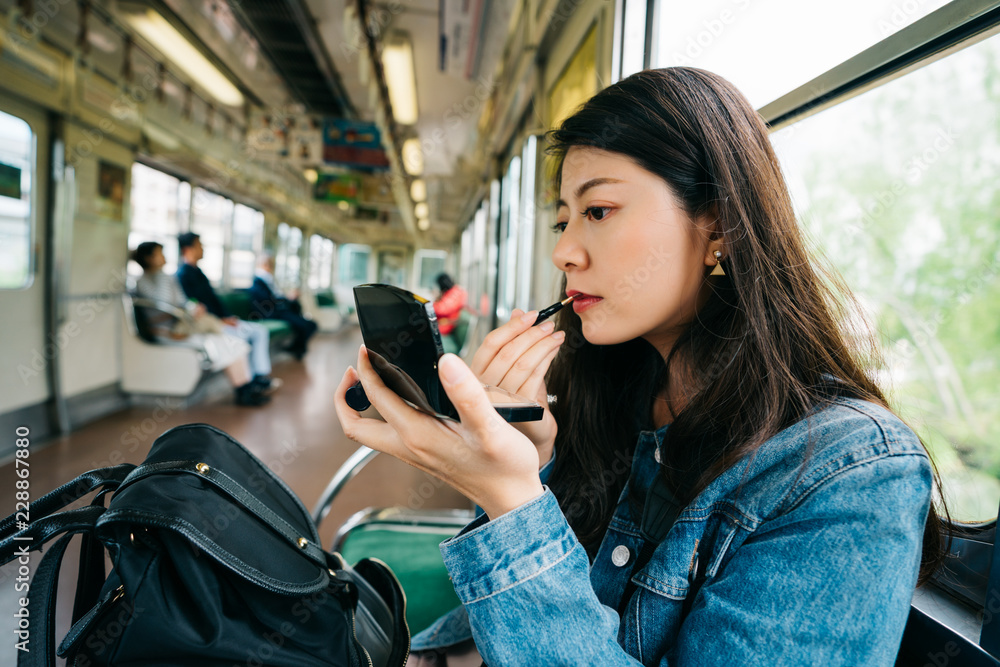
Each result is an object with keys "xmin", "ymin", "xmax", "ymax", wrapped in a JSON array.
[
  {"xmin": 551, "ymin": 221, "xmax": 568, "ymax": 233},
  {"xmin": 582, "ymin": 207, "xmax": 611, "ymax": 221}
]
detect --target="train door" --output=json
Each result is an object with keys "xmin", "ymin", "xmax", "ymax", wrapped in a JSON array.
[{"xmin": 0, "ymin": 97, "xmax": 51, "ymax": 453}]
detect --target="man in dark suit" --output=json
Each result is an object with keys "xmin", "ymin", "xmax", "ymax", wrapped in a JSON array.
[
  {"xmin": 176, "ymin": 232, "xmax": 277, "ymax": 390},
  {"xmin": 248, "ymin": 253, "xmax": 318, "ymax": 360}
]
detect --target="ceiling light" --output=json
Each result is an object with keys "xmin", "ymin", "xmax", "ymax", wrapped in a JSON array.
[
  {"xmin": 402, "ymin": 138, "xmax": 423, "ymax": 176},
  {"xmin": 414, "ymin": 202, "xmax": 429, "ymax": 219},
  {"xmin": 123, "ymin": 9, "xmax": 244, "ymax": 107},
  {"xmin": 383, "ymin": 32, "xmax": 418, "ymax": 125},
  {"xmin": 410, "ymin": 178, "xmax": 426, "ymax": 201},
  {"xmin": 417, "ymin": 217, "xmax": 430, "ymax": 231},
  {"xmin": 303, "ymin": 169, "xmax": 318, "ymax": 183}
]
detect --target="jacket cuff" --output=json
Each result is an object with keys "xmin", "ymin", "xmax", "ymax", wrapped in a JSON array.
[{"xmin": 441, "ymin": 488, "xmax": 576, "ymax": 604}]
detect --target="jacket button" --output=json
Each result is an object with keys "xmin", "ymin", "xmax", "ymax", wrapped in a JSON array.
[
  {"xmin": 612, "ymin": 545, "xmax": 631, "ymax": 567},
  {"xmin": 654, "ymin": 447, "xmax": 662, "ymax": 464}
]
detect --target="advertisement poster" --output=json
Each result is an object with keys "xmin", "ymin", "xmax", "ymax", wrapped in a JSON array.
[
  {"xmin": 97, "ymin": 160, "xmax": 126, "ymax": 220},
  {"xmin": 289, "ymin": 118, "xmax": 323, "ymax": 166},
  {"xmin": 314, "ymin": 173, "xmax": 360, "ymax": 204},
  {"xmin": 322, "ymin": 119, "xmax": 389, "ymax": 171}
]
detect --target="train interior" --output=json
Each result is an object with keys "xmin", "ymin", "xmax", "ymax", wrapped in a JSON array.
[{"xmin": 1, "ymin": 0, "xmax": 1000, "ymax": 663}]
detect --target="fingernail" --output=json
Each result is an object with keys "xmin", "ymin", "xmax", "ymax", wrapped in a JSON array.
[
  {"xmin": 552, "ymin": 330, "xmax": 565, "ymax": 340},
  {"xmin": 520, "ymin": 312, "xmax": 536, "ymax": 325},
  {"xmin": 540, "ymin": 321, "xmax": 555, "ymax": 332},
  {"xmin": 439, "ymin": 354, "xmax": 465, "ymax": 384}
]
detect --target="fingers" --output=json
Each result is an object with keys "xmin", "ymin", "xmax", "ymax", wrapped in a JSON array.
[
  {"xmin": 333, "ymin": 364, "xmax": 405, "ymax": 456},
  {"xmin": 438, "ymin": 354, "xmax": 507, "ymax": 442},
  {"xmin": 472, "ymin": 311, "xmax": 564, "ymax": 387},
  {"xmin": 514, "ymin": 341, "xmax": 563, "ymax": 404},
  {"xmin": 493, "ymin": 327, "xmax": 564, "ymax": 397},
  {"xmin": 470, "ymin": 309, "xmax": 535, "ymax": 375}
]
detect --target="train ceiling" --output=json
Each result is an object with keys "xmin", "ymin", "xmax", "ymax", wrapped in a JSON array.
[{"xmin": 185, "ymin": 0, "xmax": 513, "ymax": 243}]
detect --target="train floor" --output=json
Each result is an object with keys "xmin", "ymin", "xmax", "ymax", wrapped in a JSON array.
[{"xmin": 0, "ymin": 326, "xmax": 470, "ymax": 664}]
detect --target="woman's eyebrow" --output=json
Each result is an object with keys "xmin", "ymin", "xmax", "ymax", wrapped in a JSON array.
[{"xmin": 555, "ymin": 177, "xmax": 625, "ymax": 209}]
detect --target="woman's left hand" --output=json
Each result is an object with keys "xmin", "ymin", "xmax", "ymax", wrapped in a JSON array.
[{"xmin": 334, "ymin": 346, "xmax": 545, "ymax": 519}]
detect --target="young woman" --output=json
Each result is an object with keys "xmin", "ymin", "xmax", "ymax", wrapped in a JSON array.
[
  {"xmin": 334, "ymin": 68, "xmax": 945, "ymax": 666},
  {"xmin": 130, "ymin": 241, "xmax": 270, "ymax": 406}
]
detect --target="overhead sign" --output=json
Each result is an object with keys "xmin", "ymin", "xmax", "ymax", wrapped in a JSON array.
[
  {"xmin": 322, "ymin": 119, "xmax": 390, "ymax": 171},
  {"xmin": 247, "ymin": 113, "xmax": 391, "ymax": 171},
  {"xmin": 314, "ymin": 174, "xmax": 360, "ymax": 204}
]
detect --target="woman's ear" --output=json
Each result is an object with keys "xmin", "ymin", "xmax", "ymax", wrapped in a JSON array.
[{"xmin": 699, "ymin": 204, "xmax": 725, "ymax": 267}]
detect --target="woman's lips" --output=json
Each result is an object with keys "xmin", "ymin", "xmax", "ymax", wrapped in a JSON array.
[{"xmin": 571, "ymin": 294, "xmax": 603, "ymax": 314}]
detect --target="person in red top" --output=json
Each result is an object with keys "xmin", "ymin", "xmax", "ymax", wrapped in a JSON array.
[{"xmin": 433, "ymin": 273, "xmax": 467, "ymax": 351}]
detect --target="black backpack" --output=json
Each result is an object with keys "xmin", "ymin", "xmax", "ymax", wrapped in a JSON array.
[{"xmin": 0, "ymin": 423, "xmax": 409, "ymax": 666}]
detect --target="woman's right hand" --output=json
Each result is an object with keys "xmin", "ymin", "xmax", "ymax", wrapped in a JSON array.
[{"xmin": 469, "ymin": 308, "xmax": 566, "ymax": 468}]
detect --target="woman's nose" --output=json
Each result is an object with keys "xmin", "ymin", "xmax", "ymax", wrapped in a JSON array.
[{"xmin": 552, "ymin": 225, "xmax": 589, "ymax": 272}]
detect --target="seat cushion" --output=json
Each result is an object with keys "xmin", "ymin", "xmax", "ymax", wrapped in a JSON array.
[{"xmin": 339, "ymin": 526, "xmax": 463, "ymax": 635}]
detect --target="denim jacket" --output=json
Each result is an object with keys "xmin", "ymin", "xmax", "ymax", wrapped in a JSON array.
[{"xmin": 411, "ymin": 397, "xmax": 932, "ymax": 665}]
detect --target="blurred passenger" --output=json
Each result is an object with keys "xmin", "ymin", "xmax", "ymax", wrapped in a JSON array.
[
  {"xmin": 130, "ymin": 242, "xmax": 269, "ymax": 406},
  {"xmin": 432, "ymin": 273, "xmax": 467, "ymax": 353},
  {"xmin": 175, "ymin": 232, "xmax": 278, "ymax": 391},
  {"xmin": 248, "ymin": 253, "xmax": 318, "ymax": 360}
]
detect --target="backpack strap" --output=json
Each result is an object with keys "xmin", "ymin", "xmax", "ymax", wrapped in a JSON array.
[
  {"xmin": 13, "ymin": 506, "xmax": 105, "ymax": 667},
  {"xmin": 0, "ymin": 464, "xmax": 134, "ymax": 544}
]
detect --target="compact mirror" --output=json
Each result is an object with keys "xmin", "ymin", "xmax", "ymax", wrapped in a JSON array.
[{"xmin": 351, "ymin": 284, "xmax": 543, "ymax": 422}]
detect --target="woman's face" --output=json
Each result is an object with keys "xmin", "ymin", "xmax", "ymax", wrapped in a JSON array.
[
  {"xmin": 148, "ymin": 246, "xmax": 166, "ymax": 272},
  {"xmin": 552, "ymin": 146, "xmax": 717, "ymax": 353}
]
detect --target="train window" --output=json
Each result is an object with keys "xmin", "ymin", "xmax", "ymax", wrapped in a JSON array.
[
  {"xmin": 654, "ymin": 0, "xmax": 951, "ymax": 109},
  {"xmin": 308, "ymin": 235, "xmax": 335, "ymax": 290},
  {"xmin": 128, "ymin": 163, "xmax": 188, "ymax": 277},
  {"xmin": 770, "ymin": 33, "xmax": 1000, "ymax": 522},
  {"xmin": 191, "ymin": 187, "xmax": 234, "ymax": 285},
  {"xmin": 230, "ymin": 204, "xmax": 264, "ymax": 288},
  {"xmin": 620, "ymin": 0, "xmax": 649, "ymax": 79},
  {"xmin": 460, "ymin": 201, "xmax": 489, "ymax": 317},
  {"xmin": 414, "ymin": 249, "xmax": 447, "ymax": 294},
  {"xmin": 517, "ymin": 135, "xmax": 538, "ymax": 309},
  {"xmin": 497, "ymin": 155, "xmax": 521, "ymax": 320},
  {"xmin": 338, "ymin": 244, "xmax": 371, "ymax": 286},
  {"xmin": 0, "ymin": 110, "xmax": 34, "ymax": 290},
  {"xmin": 276, "ymin": 222, "xmax": 304, "ymax": 288}
]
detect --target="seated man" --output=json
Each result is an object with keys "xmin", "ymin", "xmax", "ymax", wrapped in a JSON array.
[
  {"xmin": 130, "ymin": 241, "xmax": 269, "ymax": 406},
  {"xmin": 175, "ymin": 232, "xmax": 278, "ymax": 391},
  {"xmin": 248, "ymin": 253, "xmax": 318, "ymax": 360}
]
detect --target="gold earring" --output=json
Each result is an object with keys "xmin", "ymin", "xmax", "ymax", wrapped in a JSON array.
[{"xmin": 710, "ymin": 250, "xmax": 725, "ymax": 276}]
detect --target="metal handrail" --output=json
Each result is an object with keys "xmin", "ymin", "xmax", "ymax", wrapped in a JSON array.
[{"xmin": 311, "ymin": 446, "xmax": 380, "ymax": 525}]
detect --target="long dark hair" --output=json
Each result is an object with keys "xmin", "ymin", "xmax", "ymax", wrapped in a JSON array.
[{"xmin": 544, "ymin": 67, "xmax": 947, "ymax": 583}]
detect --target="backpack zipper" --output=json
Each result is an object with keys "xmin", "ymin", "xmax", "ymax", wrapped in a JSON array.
[{"xmin": 347, "ymin": 602, "xmax": 374, "ymax": 667}]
